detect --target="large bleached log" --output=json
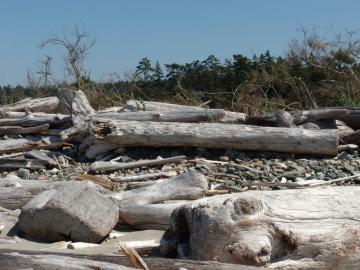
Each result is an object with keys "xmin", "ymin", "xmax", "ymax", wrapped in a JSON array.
[
  {"xmin": 0, "ymin": 97, "xmax": 59, "ymax": 113},
  {"xmin": 246, "ymin": 108, "xmax": 349, "ymax": 126},
  {"xmin": 125, "ymin": 100, "xmax": 247, "ymax": 123},
  {"xmin": 0, "ymin": 250, "xmax": 261, "ymax": 270},
  {"xmin": 90, "ymin": 155, "xmax": 185, "ymax": 172},
  {"xmin": 90, "ymin": 120, "xmax": 339, "ymax": 155},
  {"xmin": 92, "ymin": 109, "xmax": 226, "ymax": 123},
  {"xmin": 160, "ymin": 186, "xmax": 360, "ymax": 269}
]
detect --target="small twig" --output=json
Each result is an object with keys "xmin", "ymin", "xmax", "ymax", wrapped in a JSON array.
[{"xmin": 118, "ymin": 241, "xmax": 149, "ymax": 270}]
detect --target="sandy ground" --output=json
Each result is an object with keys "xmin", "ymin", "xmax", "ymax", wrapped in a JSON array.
[{"xmin": 0, "ymin": 214, "xmax": 164, "ymax": 255}]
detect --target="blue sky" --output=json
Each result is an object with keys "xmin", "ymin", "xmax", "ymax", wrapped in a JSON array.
[{"xmin": 0, "ymin": 0, "xmax": 359, "ymax": 85}]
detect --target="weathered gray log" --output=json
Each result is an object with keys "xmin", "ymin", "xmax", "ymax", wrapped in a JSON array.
[
  {"xmin": 0, "ymin": 123, "xmax": 49, "ymax": 134},
  {"xmin": 0, "ymin": 97, "xmax": 59, "ymax": 113},
  {"xmin": 338, "ymin": 109, "xmax": 360, "ymax": 129},
  {"xmin": 0, "ymin": 176, "xmax": 63, "ymax": 209},
  {"xmin": 0, "ymin": 250, "xmax": 261, "ymax": 270},
  {"xmin": 18, "ymin": 181, "xmax": 118, "ymax": 243},
  {"xmin": 343, "ymin": 130, "xmax": 360, "ymax": 145},
  {"xmin": 90, "ymin": 120, "xmax": 339, "ymax": 155},
  {"xmin": 118, "ymin": 202, "xmax": 186, "ymax": 230},
  {"xmin": 112, "ymin": 172, "xmax": 208, "ymax": 205},
  {"xmin": 161, "ymin": 186, "xmax": 360, "ymax": 269},
  {"xmin": 93, "ymin": 109, "xmax": 226, "ymax": 123},
  {"xmin": 0, "ymin": 137, "xmax": 69, "ymax": 154},
  {"xmin": 246, "ymin": 108, "xmax": 349, "ymax": 126},
  {"xmin": 90, "ymin": 155, "xmax": 186, "ymax": 172},
  {"xmin": 0, "ymin": 158, "xmax": 47, "ymax": 169},
  {"xmin": 0, "ymin": 252, "xmax": 136, "ymax": 270},
  {"xmin": 0, "ymin": 113, "xmax": 70, "ymax": 127},
  {"xmin": 125, "ymin": 100, "xmax": 247, "ymax": 123},
  {"xmin": 62, "ymin": 89, "xmax": 95, "ymax": 120}
]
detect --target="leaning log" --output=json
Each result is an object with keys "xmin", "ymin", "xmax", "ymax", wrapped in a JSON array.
[
  {"xmin": 160, "ymin": 186, "xmax": 360, "ymax": 269},
  {"xmin": 90, "ymin": 120, "xmax": 339, "ymax": 155},
  {"xmin": 125, "ymin": 100, "xmax": 247, "ymax": 123},
  {"xmin": 0, "ymin": 97, "xmax": 59, "ymax": 113}
]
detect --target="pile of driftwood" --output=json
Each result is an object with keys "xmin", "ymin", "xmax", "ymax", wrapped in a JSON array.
[{"xmin": 1, "ymin": 90, "xmax": 360, "ymax": 269}]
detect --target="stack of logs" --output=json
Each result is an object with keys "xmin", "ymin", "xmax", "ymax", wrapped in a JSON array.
[{"xmin": 1, "ymin": 90, "xmax": 360, "ymax": 270}]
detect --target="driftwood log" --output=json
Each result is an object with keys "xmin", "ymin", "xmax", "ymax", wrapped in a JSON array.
[
  {"xmin": 93, "ymin": 109, "xmax": 226, "ymax": 123},
  {"xmin": 90, "ymin": 120, "xmax": 339, "ymax": 155},
  {"xmin": 246, "ymin": 108, "xmax": 349, "ymax": 126},
  {"xmin": 0, "ymin": 250, "xmax": 261, "ymax": 270},
  {"xmin": 125, "ymin": 100, "xmax": 247, "ymax": 123},
  {"xmin": 160, "ymin": 186, "xmax": 360, "ymax": 269},
  {"xmin": 0, "ymin": 97, "xmax": 59, "ymax": 113}
]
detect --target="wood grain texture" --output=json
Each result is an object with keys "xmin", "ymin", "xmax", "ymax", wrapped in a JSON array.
[
  {"xmin": 90, "ymin": 120, "xmax": 339, "ymax": 155},
  {"xmin": 161, "ymin": 186, "xmax": 360, "ymax": 269}
]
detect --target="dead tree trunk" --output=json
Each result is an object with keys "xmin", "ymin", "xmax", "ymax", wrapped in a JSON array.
[
  {"xmin": 90, "ymin": 120, "xmax": 339, "ymax": 155},
  {"xmin": 160, "ymin": 186, "xmax": 360, "ymax": 269}
]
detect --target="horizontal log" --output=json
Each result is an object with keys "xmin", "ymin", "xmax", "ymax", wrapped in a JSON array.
[
  {"xmin": 0, "ymin": 158, "xmax": 47, "ymax": 169},
  {"xmin": 0, "ymin": 114, "xmax": 70, "ymax": 127},
  {"xmin": 161, "ymin": 186, "xmax": 360, "ymax": 269},
  {"xmin": 0, "ymin": 137, "xmax": 70, "ymax": 154},
  {"xmin": 90, "ymin": 155, "xmax": 186, "ymax": 172},
  {"xmin": 0, "ymin": 250, "xmax": 261, "ymax": 270},
  {"xmin": 0, "ymin": 96, "xmax": 59, "ymax": 113},
  {"xmin": 92, "ymin": 109, "xmax": 226, "ymax": 123},
  {"xmin": 0, "ymin": 123, "xmax": 49, "ymax": 135},
  {"xmin": 246, "ymin": 108, "xmax": 349, "ymax": 126},
  {"xmin": 125, "ymin": 100, "xmax": 247, "ymax": 123},
  {"xmin": 90, "ymin": 120, "xmax": 339, "ymax": 155}
]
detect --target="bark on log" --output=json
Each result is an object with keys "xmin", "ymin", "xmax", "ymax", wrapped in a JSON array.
[
  {"xmin": 90, "ymin": 120, "xmax": 339, "ymax": 156},
  {"xmin": 0, "ymin": 97, "xmax": 59, "ymax": 113},
  {"xmin": 246, "ymin": 108, "xmax": 349, "ymax": 126},
  {"xmin": 92, "ymin": 109, "xmax": 226, "ymax": 123},
  {"xmin": 125, "ymin": 100, "xmax": 247, "ymax": 123},
  {"xmin": 160, "ymin": 186, "xmax": 360, "ymax": 269},
  {"xmin": 0, "ymin": 250, "xmax": 261, "ymax": 270}
]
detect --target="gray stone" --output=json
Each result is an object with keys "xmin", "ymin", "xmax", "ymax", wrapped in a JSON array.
[
  {"xmin": 219, "ymin": 156, "xmax": 230, "ymax": 162},
  {"xmin": 17, "ymin": 168, "xmax": 30, "ymax": 179},
  {"xmin": 17, "ymin": 181, "xmax": 119, "ymax": 243}
]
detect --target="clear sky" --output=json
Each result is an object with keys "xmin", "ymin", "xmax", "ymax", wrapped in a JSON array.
[{"xmin": 1, "ymin": 0, "xmax": 359, "ymax": 85}]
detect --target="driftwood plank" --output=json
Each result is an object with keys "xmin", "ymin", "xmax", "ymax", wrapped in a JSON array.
[{"xmin": 90, "ymin": 120, "xmax": 339, "ymax": 155}]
